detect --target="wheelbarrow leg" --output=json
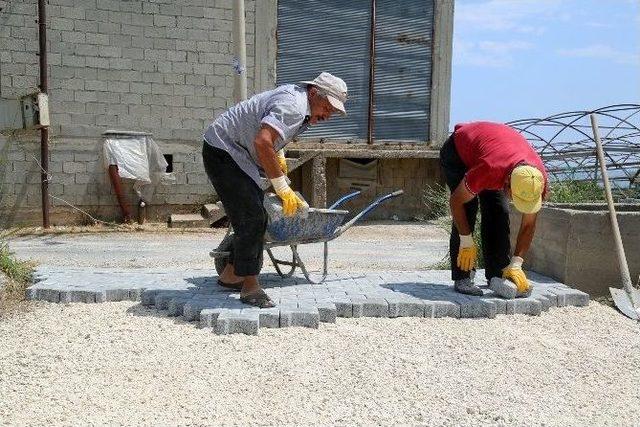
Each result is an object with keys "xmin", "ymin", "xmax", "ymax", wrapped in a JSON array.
[
  {"xmin": 291, "ymin": 243, "xmax": 329, "ymax": 284},
  {"xmin": 266, "ymin": 247, "xmax": 297, "ymax": 278}
]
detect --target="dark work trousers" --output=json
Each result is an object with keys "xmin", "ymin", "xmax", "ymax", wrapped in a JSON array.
[
  {"xmin": 439, "ymin": 134, "xmax": 511, "ymax": 282},
  {"xmin": 202, "ymin": 142, "xmax": 267, "ymax": 276}
]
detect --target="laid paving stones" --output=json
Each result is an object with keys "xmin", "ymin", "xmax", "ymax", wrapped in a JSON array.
[{"xmin": 27, "ymin": 266, "xmax": 591, "ymax": 335}]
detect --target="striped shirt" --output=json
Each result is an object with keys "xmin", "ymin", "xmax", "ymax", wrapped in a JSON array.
[{"xmin": 203, "ymin": 84, "xmax": 311, "ymax": 186}]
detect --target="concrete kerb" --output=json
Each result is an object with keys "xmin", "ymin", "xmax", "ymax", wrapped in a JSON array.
[{"xmin": 26, "ymin": 268, "xmax": 591, "ymax": 335}]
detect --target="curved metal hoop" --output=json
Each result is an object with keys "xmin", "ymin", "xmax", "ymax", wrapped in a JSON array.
[{"xmin": 507, "ymin": 104, "xmax": 640, "ymax": 195}]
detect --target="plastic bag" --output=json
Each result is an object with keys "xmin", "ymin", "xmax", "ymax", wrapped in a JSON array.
[{"xmin": 103, "ymin": 132, "xmax": 175, "ymax": 200}]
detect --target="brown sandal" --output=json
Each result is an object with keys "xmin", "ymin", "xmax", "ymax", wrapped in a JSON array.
[{"xmin": 240, "ymin": 289, "xmax": 275, "ymax": 308}]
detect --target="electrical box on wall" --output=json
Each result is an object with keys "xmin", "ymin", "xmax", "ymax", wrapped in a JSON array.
[
  {"xmin": 36, "ymin": 93, "xmax": 50, "ymax": 127},
  {"xmin": 0, "ymin": 92, "xmax": 50, "ymax": 131},
  {"xmin": 21, "ymin": 92, "xmax": 50, "ymax": 128}
]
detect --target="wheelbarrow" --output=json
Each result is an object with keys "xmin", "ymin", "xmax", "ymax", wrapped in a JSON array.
[{"xmin": 210, "ymin": 189, "xmax": 404, "ymax": 283}]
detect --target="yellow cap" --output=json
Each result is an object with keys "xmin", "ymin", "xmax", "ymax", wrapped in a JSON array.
[{"xmin": 510, "ymin": 165, "xmax": 543, "ymax": 214}]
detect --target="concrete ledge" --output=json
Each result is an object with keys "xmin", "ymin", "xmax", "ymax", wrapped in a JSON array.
[{"xmin": 510, "ymin": 204, "xmax": 640, "ymax": 296}]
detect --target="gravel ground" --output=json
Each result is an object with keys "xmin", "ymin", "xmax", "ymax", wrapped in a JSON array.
[
  {"xmin": 1, "ymin": 301, "xmax": 638, "ymax": 426},
  {"xmin": 2, "ymin": 223, "xmax": 639, "ymax": 426}
]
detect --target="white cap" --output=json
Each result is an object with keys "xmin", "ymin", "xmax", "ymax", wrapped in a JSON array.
[{"xmin": 300, "ymin": 72, "xmax": 348, "ymax": 115}]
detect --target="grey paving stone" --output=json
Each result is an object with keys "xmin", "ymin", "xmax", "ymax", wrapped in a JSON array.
[
  {"xmin": 362, "ymin": 298, "xmax": 389, "ymax": 317},
  {"xmin": 548, "ymin": 288, "xmax": 590, "ymax": 307},
  {"xmin": 182, "ymin": 297, "xmax": 225, "ymax": 322},
  {"xmin": 30, "ymin": 288, "xmax": 61, "ymax": 303},
  {"xmin": 506, "ymin": 298, "xmax": 543, "ymax": 316},
  {"xmin": 333, "ymin": 299, "xmax": 353, "ymax": 318},
  {"xmin": 60, "ymin": 290, "xmax": 96, "ymax": 303},
  {"xmin": 387, "ymin": 299, "xmax": 424, "ymax": 318},
  {"xmin": 154, "ymin": 291, "xmax": 184, "ymax": 310},
  {"xmin": 350, "ymin": 298, "xmax": 365, "ymax": 318},
  {"xmin": 167, "ymin": 296, "xmax": 193, "ymax": 317},
  {"xmin": 100, "ymin": 288, "xmax": 132, "ymax": 302},
  {"xmin": 280, "ymin": 307, "xmax": 320, "ymax": 328},
  {"xmin": 432, "ymin": 300, "xmax": 461, "ymax": 318},
  {"xmin": 200, "ymin": 307, "xmax": 228, "ymax": 328},
  {"xmin": 222, "ymin": 311, "xmax": 259, "ymax": 336},
  {"xmin": 316, "ymin": 302, "xmax": 337, "ymax": 323},
  {"xmin": 482, "ymin": 297, "xmax": 507, "ymax": 315},
  {"xmin": 258, "ymin": 307, "xmax": 281, "ymax": 328},
  {"xmin": 128, "ymin": 288, "xmax": 145, "ymax": 301},
  {"xmin": 459, "ymin": 298, "xmax": 497, "ymax": 319},
  {"xmin": 422, "ymin": 302, "xmax": 435, "ymax": 318},
  {"xmin": 27, "ymin": 268, "xmax": 589, "ymax": 335},
  {"xmin": 531, "ymin": 294, "xmax": 552, "ymax": 312},
  {"xmin": 141, "ymin": 289, "xmax": 161, "ymax": 306}
]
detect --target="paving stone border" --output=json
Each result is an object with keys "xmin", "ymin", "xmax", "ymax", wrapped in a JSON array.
[{"xmin": 28, "ymin": 267, "xmax": 590, "ymax": 335}]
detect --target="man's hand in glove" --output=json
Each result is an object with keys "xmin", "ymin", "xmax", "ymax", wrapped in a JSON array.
[
  {"xmin": 457, "ymin": 234, "xmax": 477, "ymax": 271},
  {"xmin": 271, "ymin": 175, "xmax": 306, "ymax": 217},
  {"xmin": 502, "ymin": 256, "xmax": 531, "ymax": 295}
]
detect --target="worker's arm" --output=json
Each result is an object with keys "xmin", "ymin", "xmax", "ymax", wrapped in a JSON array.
[
  {"xmin": 502, "ymin": 212, "xmax": 537, "ymax": 294},
  {"xmin": 449, "ymin": 180, "xmax": 476, "ymax": 235},
  {"xmin": 254, "ymin": 124, "xmax": 305, "ymax": 216},
  {"xmin": 513, "ymin": 213, "xmax": 537, "ymax": 258},
  {"xmin": 254, "ymin": 125, "xmax": 283, "ymax": 180},
  {"xmin": 450, "ymin": 180, "xmax": 478, "ymax": 271}
]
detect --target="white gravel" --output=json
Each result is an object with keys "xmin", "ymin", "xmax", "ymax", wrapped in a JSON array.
[{"xmin": 1, "ymin": 301, "xmax": 639, "ymax": 426}]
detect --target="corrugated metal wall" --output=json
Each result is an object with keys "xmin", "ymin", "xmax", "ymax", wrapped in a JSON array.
[
  {"xmin": 276, "ymin": 0, "xmax": 372, "ymax": 139},
  {"xmin": 373, "ymin": 0, "xmax": 433, "ymax": 141},
  {"xmin": 276, "ymin": 0, "xmax": 434, "ymax": 143}
]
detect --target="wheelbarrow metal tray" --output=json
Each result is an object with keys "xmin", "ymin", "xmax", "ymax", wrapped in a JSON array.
[{"xmin": 265, "ymin": 208, "xmax": 349, "ymax": 245}]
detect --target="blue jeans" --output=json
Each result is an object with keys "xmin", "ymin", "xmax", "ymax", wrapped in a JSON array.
[{"xmin": 202, "ymin": 142, "xmax": 267, "ymax": 276}]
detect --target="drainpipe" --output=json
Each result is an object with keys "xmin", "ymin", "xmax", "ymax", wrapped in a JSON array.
[
  {"xmin": 232, "ymin": 0, "xmax": 248, "ymax": 102},
  {"xmin": 367, "ymin": 0, "xmax": 377, "ymax": 144},
  {"xmin": 38, "ymin": 0, "xmax": 50, "ymax": 228}
]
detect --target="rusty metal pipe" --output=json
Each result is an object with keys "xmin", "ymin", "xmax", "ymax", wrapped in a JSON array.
[
  {"xmin": 108, "ymin": 165, "xmax": 132, "ymax": 223},
  {"xmin": 38, "ymin": 0, "xmax": 50, "ymax": 228}
]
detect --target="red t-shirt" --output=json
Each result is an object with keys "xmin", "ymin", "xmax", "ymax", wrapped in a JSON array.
[{"xmin": 453, "ymin": 121, "xmax": 548, "ymax": 195}]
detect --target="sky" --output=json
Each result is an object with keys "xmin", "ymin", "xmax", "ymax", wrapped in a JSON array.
[{"xmin": 450, "ymin": 0, "xmax": 640, "ymax": 127}]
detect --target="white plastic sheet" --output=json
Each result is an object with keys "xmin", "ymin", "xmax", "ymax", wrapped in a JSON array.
[{"xmin": 103, "ymin": 132, "xmax": 174, "ymax": 200}]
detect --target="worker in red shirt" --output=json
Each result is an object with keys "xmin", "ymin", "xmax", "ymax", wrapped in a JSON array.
[{"xmin": 439, "ymin": 121, "xmax": 548, "ymax": 298}]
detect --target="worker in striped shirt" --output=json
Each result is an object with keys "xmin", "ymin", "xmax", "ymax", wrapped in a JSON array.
[{"xmin": 202, "ymin": 72, "xmax": 347, "ymax": 308}]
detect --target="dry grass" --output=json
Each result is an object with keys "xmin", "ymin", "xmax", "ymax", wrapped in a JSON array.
[{"xmin": 0, "ymin": 243, "xmax": 35, "ymax": 318}]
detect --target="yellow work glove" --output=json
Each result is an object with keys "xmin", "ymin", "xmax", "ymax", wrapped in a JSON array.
[
  {"xmin": 276, "ymin": 149, "xmax": 288, "ymax": 175},
  {"xmin": 457, "ymin": 234, "xmax": 477, "ymax": 272},
  {"xmin": 271, "ymin": 175, "xmax": 306, "ymax": 217},
  {"xmin": 502, "ymin": 256, "xmax": 531, "ymax": 295}
]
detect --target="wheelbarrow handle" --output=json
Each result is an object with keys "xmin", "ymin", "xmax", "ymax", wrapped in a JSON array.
[
  {"xmin": 333, "ymin": 189, "xmax": 404, "ymax": 237},
  {"xmin": 329, "ymin": 190, "xmax": 362, "ymax": 209}
]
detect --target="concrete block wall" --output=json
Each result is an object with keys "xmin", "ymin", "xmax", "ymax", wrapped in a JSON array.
[
  {"xmin": 0, "ymin": 0, "xmax": 256, "ymax": 225},
  {"xmin": 1, "ymin": 0, "xmax": 256, "ymax": 139},
  {"xmin": 0, "ymin": 135, "xmax": 214, "ymax": 226},
  {"xmin": 509, "ymin": 205, "xmax": 640, "ymax": 296}
]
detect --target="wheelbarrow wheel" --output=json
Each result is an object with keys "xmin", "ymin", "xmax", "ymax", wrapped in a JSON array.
[{"xmin": 214, "ymin": 233, "xmax": 234, "ymax": 275}]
